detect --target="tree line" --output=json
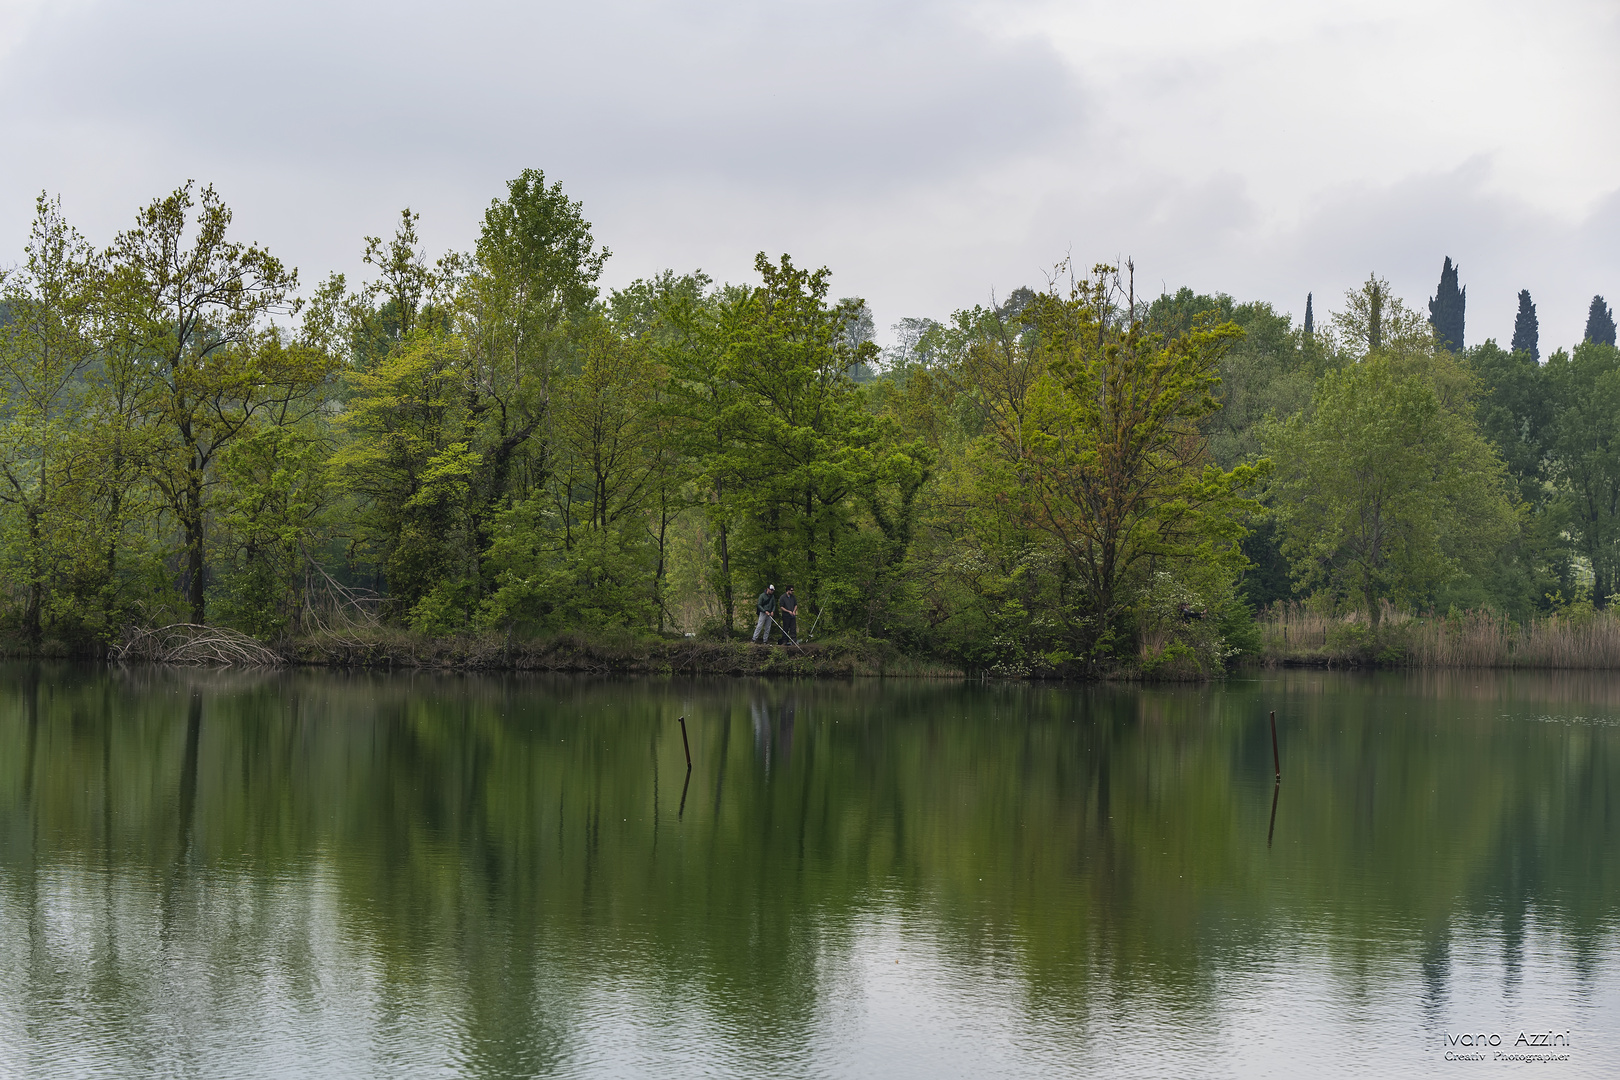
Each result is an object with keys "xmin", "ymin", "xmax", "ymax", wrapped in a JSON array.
[{"xmin": 0, "ymin": 172, "xmax": 1614, "ymax": 673}]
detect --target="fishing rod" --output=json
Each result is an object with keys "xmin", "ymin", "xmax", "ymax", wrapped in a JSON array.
[{"xmin": 769, "ymin": 614, "xmax": 808, "ymax": 653}]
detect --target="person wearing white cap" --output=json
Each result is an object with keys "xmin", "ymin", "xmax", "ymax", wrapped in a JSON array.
[{"xmin": 751, "ymin": 584, "xmax": 776, "ymax": 644}]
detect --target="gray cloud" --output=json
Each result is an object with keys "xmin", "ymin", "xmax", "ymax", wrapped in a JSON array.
[{"xmin": 0, "ymin": 0, "xmax": 1614, "ymax": 353}]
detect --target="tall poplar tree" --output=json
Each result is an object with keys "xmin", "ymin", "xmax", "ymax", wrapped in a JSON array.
[
  {"xmin": 1303, "ymin": 293, "xmax": 1314, "ymax": 337},
  {"xmin": 1428, "ymin": 256, "xmax": 1465, "ymax": 353},
  {"xmin": 1511, "ymin": 289, "xmax": 1539, "ymax": 360},
  {"xmin": 1586, "ymin": 295, "xmax": 1617, "ymax": 346}
]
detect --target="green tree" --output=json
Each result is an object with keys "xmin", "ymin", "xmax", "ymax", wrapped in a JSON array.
[
  {"xmin": 480, "ymin": 320, "xmax": 663, "ymax": 632},
  {"xmin": 1147, "ymin": 288, "xmax": 1311, "ymax": 468},
  {"xmin": 461, "ymin": 167, "xmax": 609, "ymax": 506},
  {"xmin": 333, "ymin": 175, "xmax": 609, "ymax": 630},
  {"xmin": 332, "ymin": 331, "xmax": 478, "ymax": 626},
  {"xmin": 661, "ymin": 280, "xmax": 747, "ymax": 632},
  {"xmin": 1012, "ymin": 267, "xmax": 1266, "ymax": 664},
  {"xmin": 213, "ymin": 418, "xmax": 334, "ymax": 638},
  {"xmin": 1585, "ymin": 296, "xmax": 1616, "ymax": 347},
  {"xmin": 1442, "ymin": 339, "xmax": 1556, "ymax": 616},
  {"xmin": 920, "ymin": 297, "xmax": 1056, "ymax": 669},
  {"xmin": 1266, "ymin": 353, "xmax": 1517, "ymax": 624},
  {"xmin": 0, "ymin": 193, "xmax": 115, "ymax": 647},
  {"xmin": 714, "ymin": 255, "xmax": 904, "ymax": 621},
  {"xmin": 104, "ymin": 182, "xmax": 332, "ymax": 624},
  {"xmin": 607, "ymin": 272, "xmax": 712, "ymax": 628},
  {"xmin": 1544, "ymin": 341, "xmax": 1620, "ymax": 603},
  {"xmin": 0, "ymin": 195, "xmax": 101, "ymax": 646},
  {"xmin": 1428, "ymin": 256, "xmax": 1466, "ymax": 353},
  {"xmin": 1468, "ymin": 340, "xmax": 1549, "ymax": 506},
  {"xmin": 1333, "ymin": 273, "xmax": 1429, "ymax": 358},
  {"xmin": 1511, "ymin": 289, "xmax": 1539, "ymax": 360}
]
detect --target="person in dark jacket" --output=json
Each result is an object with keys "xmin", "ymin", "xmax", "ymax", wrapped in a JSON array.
[
  {"xmin": 751, "ymin": 585, "xmax": 776, "ymax": 644},
  {"xmin": 778, "ymin": 586, "xmax": 798, "ymax": 645}
]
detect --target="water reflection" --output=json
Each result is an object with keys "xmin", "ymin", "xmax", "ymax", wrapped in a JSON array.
[
  {"xmin": 750, "ymin": 690, "xmax": 796, "ymax": 774},
  {"xmin": 0, "ymin": 666, "xmax": 1615, "ymax": 1076}
]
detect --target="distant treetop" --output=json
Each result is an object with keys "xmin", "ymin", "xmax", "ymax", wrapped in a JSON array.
[
  {"xmin": 1511, "ymin": 289, "xmax": 1539, "ymax": 361},
  {"xmin": 1586, "ymin": 295, "xmax": 1617, "ymax": 346},
  {"xmin": 1428, "ymin": 256, "xmax": 1465, "ymax": 353}
]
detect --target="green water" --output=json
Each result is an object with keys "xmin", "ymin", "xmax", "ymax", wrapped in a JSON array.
[{"xmin": 0, "ymin": 666, "xmax": 1616, "ymax": 1078}]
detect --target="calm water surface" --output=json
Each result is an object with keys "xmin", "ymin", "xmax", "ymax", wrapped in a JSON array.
[{"xmin": 0, "ymin": 665, "xmax": 1617, "ymax": 1078}]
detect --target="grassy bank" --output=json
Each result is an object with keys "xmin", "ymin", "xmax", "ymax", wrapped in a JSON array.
[
  {"xmin": 1260, "ymin": 603, "xmax": 1620, "ymax": 669},
  {"xmin": 278, "ymin": 629, "xmax": 964, "ymax": 678},
  {"xmin": 4, "ymin": 623, "xmax": 965, "ymax": 678},
  {"xmin": 47, "ymin": 607, "xmax": 1620, "ymax": 676}
]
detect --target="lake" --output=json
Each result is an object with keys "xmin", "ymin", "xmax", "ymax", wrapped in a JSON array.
[{"xmin": 0, "ymin": 665, "xmax": 1616, "ymax": 1078}]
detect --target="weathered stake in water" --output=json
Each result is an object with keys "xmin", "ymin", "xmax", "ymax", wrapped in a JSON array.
[
  {"xmin": 1270, "ymin": 710, "xmax": 1281, "ymax": 782},
  {"xmin": 1268, "ymin": 709, "xmax": 1282, "ymax": 848},
  {"xmin": 1268, "ymin": 781, "xmax": 1280, "ymax": 849}
]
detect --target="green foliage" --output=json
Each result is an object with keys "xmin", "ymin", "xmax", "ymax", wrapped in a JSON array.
[
  {"xmin": 1265, "ymin": 350, "xmax": 1517, "ymax": 623},
  {"xmin": 0, "ymin": 178, "xmax": 1607, "ymax": 671},
  {"xmin": 104, "ymin": 182, "xmax": 327, "ymax": 624},
  {"xmin": 213, "ymin": 422, "xmax": 333, "ymax": 638},
  {"xmin": 1544, "ymin": 341, "xmax": 1620, "ymax": 603},
  {"xmin": 1149, "ymin": 289, "xmax": 1313, "ymax": 468},
  {"xmin": 1585, "ymin": 295, "xmax": 1616, "ymax": 347},
  {"xmin": 1427, "ymin": 256, "xmax": 1466, "ymax": 353},
  {"xmin": 0, "ymin": 195, "xmax": 103, "ymax": 648},
  {"xmin": 1012, "ymin": 270, "xmax": 1266, "ymax": 666},
  {"xmin": 1511, "ymin": 289, "xmax": 1539, "ymax": 360}
]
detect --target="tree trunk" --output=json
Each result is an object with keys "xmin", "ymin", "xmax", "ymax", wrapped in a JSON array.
[
  {"xmin": 804, "ymin": 488, "xmax": 816, "ymax": 603},
  {"xmin": 718, "ymin": 520, "xmax": 733, "ymax": 635},
  {"xmin": 25, "ymin": 504, "xmax": 42, "ymax": 650},
  {"xmin": 654, "ymin": 495, "xmax": 670, "ymax": 632},
  {"xmin": 104, "ymin": 472, "xmax": 123, "ymax": 635},
  {"xmin": 184, "ymin": 472, "xmax": 207, "ymax": 625}
]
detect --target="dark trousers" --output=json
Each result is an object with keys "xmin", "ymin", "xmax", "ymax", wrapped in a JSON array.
[{"xmin": 780, "ymin": 613, "xmax": 797, "ymax": 643}]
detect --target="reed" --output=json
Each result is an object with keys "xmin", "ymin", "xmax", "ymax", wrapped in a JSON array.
[
  {"xmin": 1260, "ymin": 603, "xmax": 1620, "ymax": 669},
  {"xmin": 1414, "ymin": 609, "xmax": 1620, "ymax": 668},
  {"xmin": 1258, "ymin": 601, "xmax": 1411, "ymax": 664}
]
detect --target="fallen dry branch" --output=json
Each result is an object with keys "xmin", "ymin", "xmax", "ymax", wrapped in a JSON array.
[{"xmin": 114, "ymin": 623, "xmax": 283, "ymax": 667}]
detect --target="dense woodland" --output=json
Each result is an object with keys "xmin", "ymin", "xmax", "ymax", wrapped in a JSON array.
[{"xmin": 0, "ymin": 172, "xmax": 1617, "ymax": 674}]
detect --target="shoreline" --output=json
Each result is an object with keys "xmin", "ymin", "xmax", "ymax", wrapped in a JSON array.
[
  {"xmin": 23, "ymin": 614, "xmax": 1620, "ymax": 677},
  {"xmin": 265, "ymin": 632, "xmax": 962, "ymax": 679}
]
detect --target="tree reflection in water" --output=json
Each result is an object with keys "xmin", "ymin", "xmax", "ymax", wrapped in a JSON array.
[{"xmin": 0, "ymin": 665, "xmax": 1615, "ymax": 1076}]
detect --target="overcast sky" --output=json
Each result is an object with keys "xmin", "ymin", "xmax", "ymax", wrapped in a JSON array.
[{"xmin": 2, "ymin": 0, "xmax": 1617, "ymax": 349}]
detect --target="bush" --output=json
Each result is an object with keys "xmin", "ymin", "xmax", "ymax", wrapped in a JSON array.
[{"xmin": 696, "ymin": 616, "xmax": 733, "ymax": 641}]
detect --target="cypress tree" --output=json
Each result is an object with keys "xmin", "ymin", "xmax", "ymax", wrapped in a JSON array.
[
  {"xmin": 1427, "ymin": 256, "xmax": 1465, "ymax": 352},
  {"xmin": 1586, "ymin": 295, "xmax": 1617, "ymax": 346},
  {"xmin": 1303, "ymin": 292, "xmax": 1314, "ymax": 337},
  {"xmin": 1511, "ymin": 289, "xmax": 1539, "ymax": 360}
]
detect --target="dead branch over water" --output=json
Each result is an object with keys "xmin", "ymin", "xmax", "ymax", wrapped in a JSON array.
[{"xmin": 113, "ymin": 624, "xmax": 284, "ymax": 667}]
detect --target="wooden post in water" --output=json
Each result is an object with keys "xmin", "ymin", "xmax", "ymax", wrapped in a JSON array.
[
  {"xmin": 677, "ymin": 715, "xmax": 692, "ymax": 771},
  {"xmin": 1270, "ymin": 710, "xmax": 1281, "ymax": 782},
  {"xmin": 1267, "ymin": 781, "xmax": 1279, "ymax": 849}
]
